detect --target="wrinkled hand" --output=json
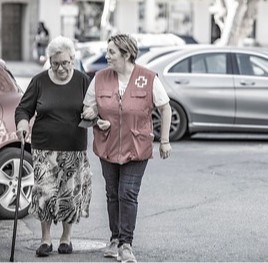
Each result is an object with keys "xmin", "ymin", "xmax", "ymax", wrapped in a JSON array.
[
  {"xmin": 16, "ymin": 120, "xmax": 29, "ymax": 142},
  {"xmin": 159, "ymin": 143, "xmax": 171, "ymax": 159},
  {"xmin": 81, "ymin": 106, "xmax": 98, "ymax": 120},
  {"xmin": 97, "ymin": 119, "xmax": 111, "ymax": 131}
]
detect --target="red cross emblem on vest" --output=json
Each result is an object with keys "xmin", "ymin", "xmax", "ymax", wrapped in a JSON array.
[{"xmin": 135, "ymin": 76, "xmax": 148, "ymax": 88}]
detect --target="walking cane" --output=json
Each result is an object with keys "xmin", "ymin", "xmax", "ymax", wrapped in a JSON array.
[{"xmin": 10, "ymin": 131, "xmax": 26, "ymax": 262}]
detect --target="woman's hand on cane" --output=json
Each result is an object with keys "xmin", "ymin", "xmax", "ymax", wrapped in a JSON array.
[{"xmin": 16, "ymin": 119, "xmax": 29, "ymax": 142}]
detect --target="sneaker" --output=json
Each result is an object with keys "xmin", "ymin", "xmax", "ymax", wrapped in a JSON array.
[
  {"xmin": 104, "ymin": 238, "xmax": 119, "ymax": 258},
  {"xmin": 117, "ymin": 243, "xmax": 137, "ymax": 263}
]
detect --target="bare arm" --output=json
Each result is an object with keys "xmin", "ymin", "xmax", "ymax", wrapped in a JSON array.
[
  {"xmin": 158, "ymin": 102, "xmax": 171, "ymax": 143},
  {"xmin": 158, "ymin": 102, "xmax": 172, "ymax": 159}
]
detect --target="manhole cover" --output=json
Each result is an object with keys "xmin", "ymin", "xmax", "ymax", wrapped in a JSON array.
[{"xmin": 27, "ymin": 239, "xmax": 106, "ymax": 251}]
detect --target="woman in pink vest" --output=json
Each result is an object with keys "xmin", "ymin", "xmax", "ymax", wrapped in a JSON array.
[{"xmin": 82, "ymin": 34, "xmax": 171, "ymax": 262}]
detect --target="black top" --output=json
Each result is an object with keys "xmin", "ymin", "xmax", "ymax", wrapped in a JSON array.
[{"xmin": 15, "ymin": 70, "xmax": 90, "ymax": 151}]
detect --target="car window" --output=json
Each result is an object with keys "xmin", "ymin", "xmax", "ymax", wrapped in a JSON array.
[
  {"xmin": 0, "ymin": 67, "xmax": 18, "ymax": 93},
  {"xmin": 169, "ymin": 58, "xmax": 189, "ymax": 73},
  {"xmin": 138, "ymin": 47, "xmax": 150, "ymax": 57},
  {"xmin": 236, "ymin": 53, "xmax": 268, "ymax": 77},
  {"xmin": 169, "ymin": 53, "xmax": 227, "ymax": 74},
  {"xmin": 93, "ymin": 53, "xmax": 107, "ymax": 64},
  {"xmin": 193, "ymin": 54, "xmax": 227, "ymax": 74}
]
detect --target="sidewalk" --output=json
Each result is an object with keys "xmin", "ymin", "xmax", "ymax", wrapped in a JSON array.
[
  {"xmin": 0, "ymin": 219, "xmax": 108, "ymax": 262},
  {"xmin": 5, "ymin": 61, "xmax": 43, "ymax": 78}
]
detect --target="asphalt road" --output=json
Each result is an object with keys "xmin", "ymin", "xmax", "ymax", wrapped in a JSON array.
[{"xmin": 1, "ymin": 135, "xmax": 268, "ymax": 262}]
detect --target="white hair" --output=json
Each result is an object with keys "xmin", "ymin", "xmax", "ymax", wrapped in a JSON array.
[{"xmin": 47, "ymin": 35, "xmax": 75, "ymax": 58}]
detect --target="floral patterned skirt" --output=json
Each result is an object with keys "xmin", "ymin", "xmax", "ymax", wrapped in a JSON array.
[{"xmin": 29, "ymin": 149, "xmax": 92, "ymax": 224}]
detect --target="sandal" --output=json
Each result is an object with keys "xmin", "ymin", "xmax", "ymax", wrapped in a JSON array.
[
  {"xmin": 58, "ymin": 242, "xmax": 73, "ymax": 254},
  {"xmin": 36, "ymin": 243, "xmax": 53, "ymax": 257}
]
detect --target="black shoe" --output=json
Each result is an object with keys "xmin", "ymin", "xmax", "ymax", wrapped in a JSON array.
[
  {"xmin": 36, "ymin": 243, "xmax": 53, "ymax": 257},
  {"xmin": 58, "ymin": 242, "xmax": 73, "ymax": 254}
]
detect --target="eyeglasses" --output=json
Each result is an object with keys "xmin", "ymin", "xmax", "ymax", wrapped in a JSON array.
[{"xmin": 50, "ymin": 60, "xmax": 71, "ymax": 69}]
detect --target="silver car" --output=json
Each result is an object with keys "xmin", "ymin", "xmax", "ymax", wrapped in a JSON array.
[{"xmin": 147, "ymin": 46, "xmax": 268, "ymax": 140}]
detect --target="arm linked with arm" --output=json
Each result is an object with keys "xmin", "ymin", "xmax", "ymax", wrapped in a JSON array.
[
  {"xmin": 82, "ymin": 77, "xmax": 98, "ymax": 120},
  {"xmin": 81, "ymin": 105, "xmax": 110, "ymax": 130},
  {"xmin": 81, "ymin": 77, "xmax": 110, "ymax": 130}
]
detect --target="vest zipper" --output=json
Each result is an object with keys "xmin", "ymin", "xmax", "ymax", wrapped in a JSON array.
[{"xmin": 118, "ymin": 95, "xmax": 123, "ymax": 164}]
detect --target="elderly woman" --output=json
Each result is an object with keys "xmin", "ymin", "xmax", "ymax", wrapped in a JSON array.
[
  {"xmin": 15, "ymin": 36, "xmax": 92, "ymax": 257},
  {"xmin": 82, "ymin": 34, "xmax": 172, "ymax": 263}
]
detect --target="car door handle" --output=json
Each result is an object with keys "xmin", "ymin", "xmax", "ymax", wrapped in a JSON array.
[
  {"xmin": 240, "ymin": 80, "xmax": 255, "ymax": 86},
  {"xmin": 175, "ymin": 79, "xmax": 189, "ymax": 85}
]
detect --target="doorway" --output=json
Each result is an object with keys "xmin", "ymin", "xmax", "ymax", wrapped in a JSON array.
[{"xmin": 1, "ymin": 3, "xmax": 23, "ymax": 60}]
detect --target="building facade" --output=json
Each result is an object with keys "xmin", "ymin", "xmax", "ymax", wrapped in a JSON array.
[
  {"xmin": 1, "ymin": 0, "xmax": 268, "ymax": 62},
  {"xmin": 0, "ymin": 0, "xmax": 38, "ymax": 61},
  {"xmin": 73, "ymin": 0, "xmax": 268, "ymax": 46},
  {"xmin": 0, "ymin": 0, "xmax": 61, "ymax": 61}
]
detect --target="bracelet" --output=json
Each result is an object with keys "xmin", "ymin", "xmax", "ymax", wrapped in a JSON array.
[{"xmin": 160, "ymin": 142, "xmax": 170, "ymax": 145}]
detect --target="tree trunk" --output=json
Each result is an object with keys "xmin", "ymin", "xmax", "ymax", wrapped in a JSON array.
[{"xmin": 209, "ymin": 0, "xmax": 260, "ymax": 46}]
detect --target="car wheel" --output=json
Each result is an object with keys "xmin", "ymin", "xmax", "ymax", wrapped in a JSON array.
[
  {"xmin": 153, "ymin": 100, "xmax": 187, "ymax": 141},
  {"xmin": 0, "ymin": 147, "xmax": 33, "ymax": 219}
]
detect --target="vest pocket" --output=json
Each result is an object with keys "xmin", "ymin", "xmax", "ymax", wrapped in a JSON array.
[
  {"xmin": 97, "ymin": 90, "xmax": 113, "ymax": 110},
  {"xmin": 131, "ymin": 90, "xmax": 147, "ymax": 97},
  {"xmin": 93, "ymin": 127, "xmax": 111, "ymax": 158},
  {"xmin": 98, "ymin": 90, "xmax": 113, "ymax": 97},
  {"xmin": 130, "ymin": 129, "xmax": 153, "ymax": 159},
  {"xmin": 130, "ymin": 90, "xmax": 147, "ymax": 111}
]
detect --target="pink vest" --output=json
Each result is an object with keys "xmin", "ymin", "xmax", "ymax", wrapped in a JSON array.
[{"xmin": 93, "ymin": 64, "xmax": 156, "ymax": 164}]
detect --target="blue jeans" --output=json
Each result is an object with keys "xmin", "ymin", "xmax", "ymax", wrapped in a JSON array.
[{"xmin": 100, "ymin": 158, "xmax": 148, "ymax": 246}]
